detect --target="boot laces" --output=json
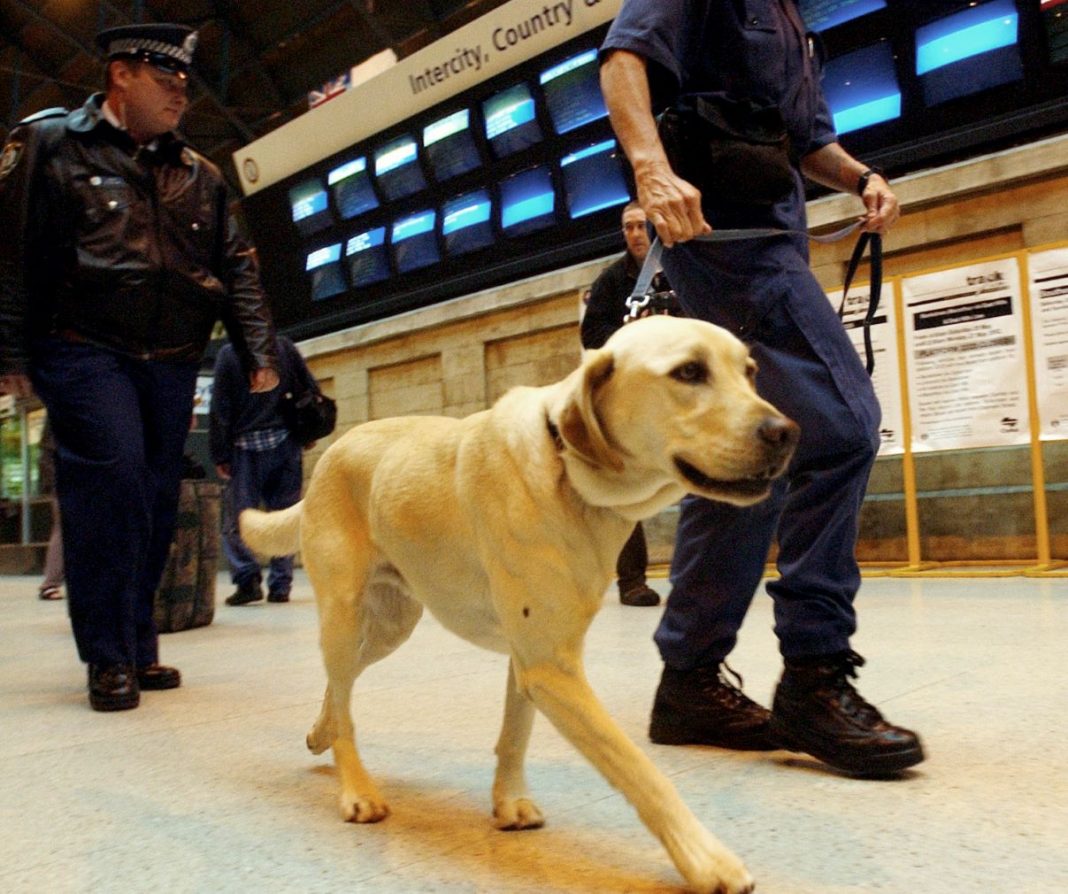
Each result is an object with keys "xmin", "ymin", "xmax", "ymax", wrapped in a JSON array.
[
  {"xmin": 826, "ymin": 651, "xmax": 884, "ymax": 725},
  {"xmin": 703, "ymin": 661, "xmax": 756, "ymax": 711}
]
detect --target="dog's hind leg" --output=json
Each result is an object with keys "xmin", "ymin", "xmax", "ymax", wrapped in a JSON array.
[
  {"xmin": 307, "ymin": 542, "xmax": 423, "ymax": 824},
  {"xmin": 492, "ymin": 659, "xmax": 545, "ymax": 831}
]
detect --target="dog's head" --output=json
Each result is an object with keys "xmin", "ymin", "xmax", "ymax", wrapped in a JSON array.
[{"xmin": 554, "ymin": 316, "xmax": 798, "ymax": 516}]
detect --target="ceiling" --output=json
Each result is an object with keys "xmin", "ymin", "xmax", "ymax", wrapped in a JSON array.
[{"xmin": 0, "ymin": 0, "xmax": 511, "ymax": 188}]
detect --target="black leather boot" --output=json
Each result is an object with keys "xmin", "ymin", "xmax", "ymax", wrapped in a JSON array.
[
  {"xmin": 226, "ymin": 575, "xmax": 263, "ymax": 606},
  {"xmin": 88, "ymin": 664, "xmax": 140, "ymax": 712},
  {"xmin": 649, "ymin": 663, "xmax": 775, "ymax": 750},
  {"xmin": 769, "ymin": 651, "xmax": 925, "ymax": 775}
]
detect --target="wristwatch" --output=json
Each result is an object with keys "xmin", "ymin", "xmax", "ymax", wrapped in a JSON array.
[{"xmin": 856, "ymin": 166, "xmax": 885, "ymax": 196}]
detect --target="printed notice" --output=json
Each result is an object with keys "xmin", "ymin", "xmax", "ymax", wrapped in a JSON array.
[
  {"xmin": 826, "ymin": 283, "xmax": 904, "ymax": 455},
  {"xmin": 901, "ymin": 258, "xmax": 1029, "ymax": 451},
  {"xmin": 1028, "ymin": 248, "xmax": 1068, "ymax": 440}
]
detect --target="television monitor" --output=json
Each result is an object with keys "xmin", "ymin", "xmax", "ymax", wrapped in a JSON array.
[
  {"xmin": 328, "ymin": 155, "xmax": 378, "ymax": 220},
  {"xmin": 822, "ymin": 42, "xmax": 902, "ymax": 135},
  {"xmin": 442, "ymin": 189, "xmax": 494, "ymax": 256},
  {"xmin": 305, "ymin": 243, "xmax": 347, "ymax": 301},
  {"xmin": 559, "ymin": 139, "xmax": 631, "ymax": 219},
  {"xmin": 423, "ymin": 109, "xmax": 482, "ymax": 181},
  {"xmin": 482, "ymin": 83, "xmax": 543, "ymax": 159},
  {"xmin": 539, "ymin": 48, "xmax": 608, "ymax": 134},
  {"xmin": 346, "ymin": 226, "xmax": 390, "ymax": 287},
  {"xmin": 289, "ymin": 178, "xmax": 332, "ymax": 236},
  {"xmin": 499, "ymin": 166, "xmax": 556, "ymax": 237},
  {"xmin": 1041, "ymin": 0, "xmax": 1068, "ymax": 64},
  {"xmin": 391, "ymin": 210, "xmax": 439, "ymax": 273},
  {"xmin": 916, "ymin": 0, "xmax": 1023, "ymax": 106},
  {"xmin": 800, "ymin": 0, "xmax": 886, "ymax": 32},
  {"xmin": 374, "ymin": 135, "xmax": 427, "ymax": 202}
]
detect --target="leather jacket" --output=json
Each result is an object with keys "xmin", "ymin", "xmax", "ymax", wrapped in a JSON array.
[{"xmin": 0, "ymin": 95, "xmax": 276, "ymax": 376}]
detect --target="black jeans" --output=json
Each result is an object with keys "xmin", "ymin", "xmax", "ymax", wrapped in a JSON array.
[{"xmin": 616, "ymin": 522, "xmax": 648, "ymax": 595}]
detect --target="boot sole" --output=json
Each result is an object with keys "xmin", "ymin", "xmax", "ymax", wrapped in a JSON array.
[
  {"xmin": 89, "ymin": 692, "xmax": 140, "ymax": 712},
  {"xmin": 649, "ymin": 715, "xmax": 778, "ymax": 751},
  {"xmin": 769, "ymin": 716, "xmax": 925, "ymax": 775}
]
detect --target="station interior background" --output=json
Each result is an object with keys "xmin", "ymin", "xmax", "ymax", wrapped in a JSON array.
[{"xmin": 1, "ymin": 3, "xmax": 1068, "ymax": 893}]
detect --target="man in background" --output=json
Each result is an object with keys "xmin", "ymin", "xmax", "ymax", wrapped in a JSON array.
[
  {"xmin": 581, "ymin": 201, "xmax": 678, "ymax": 607},
  {"xmin": 210, "ymin": 336, "xmax": 315, "ymax": 606}
]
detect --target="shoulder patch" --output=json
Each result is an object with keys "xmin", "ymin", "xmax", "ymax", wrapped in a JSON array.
[
  {"xmin": 18, "ymin": 107, "xmax": 68, "ymax": 125},
  {"xmin": 0, "ymin": 140, "xmax": 24, "ymax": 181}
]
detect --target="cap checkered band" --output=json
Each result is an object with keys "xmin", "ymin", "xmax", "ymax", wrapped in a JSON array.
[{"xmin": 108, "ymin": 37, "xmax": 193, "ymax": 66}]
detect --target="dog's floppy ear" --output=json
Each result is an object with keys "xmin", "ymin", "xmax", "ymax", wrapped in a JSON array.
[{"xmin": 558, "ymin": 348, "xmax": 625, "ymax": 472}]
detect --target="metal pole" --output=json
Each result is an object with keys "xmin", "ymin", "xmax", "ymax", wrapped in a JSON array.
[{"xmin": 19, "ymin": 405, "xmax": 31, "ymax": 545}]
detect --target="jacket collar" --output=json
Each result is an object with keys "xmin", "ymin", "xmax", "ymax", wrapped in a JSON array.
[{"xmin": 67, "ymin": 93, "xmax": 189, "ymax": 164}]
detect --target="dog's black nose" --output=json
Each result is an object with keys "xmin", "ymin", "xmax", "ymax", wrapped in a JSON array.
[{"xmin": 758, "ymin": 416, "xmax": 800, "ymax": 449}]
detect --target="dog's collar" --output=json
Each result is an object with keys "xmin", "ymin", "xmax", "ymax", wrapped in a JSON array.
[{"xmin": 546, "ymin": 415, "xmax": 565, "ymax": 453}]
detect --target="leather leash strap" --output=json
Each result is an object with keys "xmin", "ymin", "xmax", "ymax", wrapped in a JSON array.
[{"xmin": 625, "ymin": 220, "xmax": 882, "ymax": 373}]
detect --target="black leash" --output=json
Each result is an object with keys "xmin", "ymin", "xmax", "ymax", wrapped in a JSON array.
[{"xmin": 625, "ymin": 221, "xmax": 883, "ymax": 373}]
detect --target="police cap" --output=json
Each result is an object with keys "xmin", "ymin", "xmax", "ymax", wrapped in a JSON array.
[{"xmin": 95, "ymin": 24, "xmax": 198, "ymax": 77}]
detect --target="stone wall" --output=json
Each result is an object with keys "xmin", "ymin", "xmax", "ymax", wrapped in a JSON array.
[{"xmin": 295, "ymin": 134, "xmax": 1068, "ymax": 568}]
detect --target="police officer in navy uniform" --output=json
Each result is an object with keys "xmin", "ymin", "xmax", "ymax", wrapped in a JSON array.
[
  {"xmin": 0, "ymin": 24, "xmax": 279, "ymax": 712},
  {"xmin": 600, "ymin": 0, "xmax": 925, "ymax": 774}
]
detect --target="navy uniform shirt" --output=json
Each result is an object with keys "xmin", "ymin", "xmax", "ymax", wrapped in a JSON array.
[{"xmin": 601, "ymin": 0, "xmax": 837, "ymax": 236}]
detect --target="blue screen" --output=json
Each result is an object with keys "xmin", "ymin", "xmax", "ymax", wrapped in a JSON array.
[
  {"xmin": 916, "ymin": 1, "xmax": 1022, "ymax": 106},
  {"xmin": 289, "ymin": 179, "xmax": 331, "ymax": 235},
  {"xmin": 346, "ymin": 226, "xmax": 390, "ymax": 287},
  {"xmin": 374, "ymin": 135, "xmax": 427, "ymax": 201},
  {"xmin": 540, "ymin": 49, "xmax": 608, "ymax": 134},
  {"xmin": 560, "ymin": 140, "xmax": 631, "ymax": 219},
  {"xmin": 392, "ymin": 210, "xmax": 439, "ymax": 272},
  {"xmin": 800, "ymin": 0, "xmax": 886, "ymax": 32},
  {"xmin": 823, "ymin": 43, "xmax": 902, "ymax": 135},
  {"xmin": 442, "ymin": 189, "xmax": 494, "ymax": 255},
  {"xmin": 305, "ymin": 243, "xmax": 346, "ymax": 300},
  {"xmin": 423, "ymin": 109, "xmax": 481, "ymax": 181},
  {"xmin": 483, "ymin": 83, "xmax": 543, "ymax": 159},
  {"xmin": 500, "ymin": 166, "xmax": 555, "ymax": 236},
  {"xmin": 328, "ymin": 156, "xmax": 378, "ymax": 220}
]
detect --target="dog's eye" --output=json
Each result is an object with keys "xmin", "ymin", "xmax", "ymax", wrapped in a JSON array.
[
  {"xmin": 746, "ymin": 359, "xmax": 758, "ymax": 385},
  {"xmin": 671, "ymin": 361, "xmax": 708, "ymax": 384}
]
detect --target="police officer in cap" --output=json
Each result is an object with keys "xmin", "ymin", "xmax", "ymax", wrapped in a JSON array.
[{"xmin": 0, "ymin": 23, "xmax": 280, "ymax": 711}]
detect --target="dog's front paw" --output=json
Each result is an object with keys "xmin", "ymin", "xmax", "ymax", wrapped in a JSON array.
[
  {"xmin": 687, "ymin": 857, "xmax": 754, "ymax": 894},
  {"xmin": 340, "ymin": 792, "xmax": 391, "ymax": 824},
  {"xmin": 493, "ymin": 796, "xmax": 545, "ymax": 831}
]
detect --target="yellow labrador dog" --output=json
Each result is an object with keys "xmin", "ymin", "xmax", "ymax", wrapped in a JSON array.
[{"xmin": 241, "ymin": 315, "xmax": 797, "ymax": 894}]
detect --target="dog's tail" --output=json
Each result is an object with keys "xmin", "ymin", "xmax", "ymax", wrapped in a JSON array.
[{"xmin": 239, "ymin": 502, "xmax": 303, "ymax": 557}]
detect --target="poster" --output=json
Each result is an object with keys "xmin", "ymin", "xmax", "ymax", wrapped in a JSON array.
[
  {"xmin": 826, "ymin": 282, "xmax": 904, "ymax": 455},
  {"xmin": 901, "ymin": 257, "xmax": 1029, "ymax": 451},
  {"xmin": 1027, "ymin": 247, "xmax": 1068, "ymax": 440}
]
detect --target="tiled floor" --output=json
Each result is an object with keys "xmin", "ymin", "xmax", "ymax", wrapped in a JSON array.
[{"xmin": 1, "ymin": 570, "xmax": 1066, "ymax": 893}]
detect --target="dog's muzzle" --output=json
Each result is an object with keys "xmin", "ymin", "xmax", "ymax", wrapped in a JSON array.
[{"xmin": 674, "ymin": 415, "xmax": 799, "ymax": 500}]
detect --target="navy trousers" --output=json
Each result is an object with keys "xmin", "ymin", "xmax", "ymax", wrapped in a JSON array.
[
  {"xmin": 656, "ymin": 235, "xmax": 881, "ymax": 669},
  {"xmin": 30, "ymin": 337, "xmax": 199, "ymax": 669},
  {"xmin": 221, "ymin": 437, "xmax": 302, "ymax": 593}
]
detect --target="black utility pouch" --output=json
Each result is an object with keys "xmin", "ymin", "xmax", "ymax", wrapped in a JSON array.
[{"xmin": 658, "ymin": 93, "xmax": 795, "ymax": 206}]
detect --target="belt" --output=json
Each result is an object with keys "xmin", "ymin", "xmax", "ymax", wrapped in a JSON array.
[
  {"xmin": 57, "ymin": 328, "xmax": 195, "ymax": 361},
  {"xmin": 625, "ymin": 220, "xmax": 883, "ymax": 374}
]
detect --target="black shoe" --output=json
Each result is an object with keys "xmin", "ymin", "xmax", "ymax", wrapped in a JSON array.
[
  {"xmin": 137, "ymin": 663, "xmax": 181, "ymax": 691},
  {"xmin": 226, "ymin": 577, "xmax": 263, "ymax": 606},
  {"xmin": 620, "ymin": 584, "xmax": 660, "ymax": 607},
  {"xmin": 768, "ymin": 651, "xmax": 925, "ymax": 776},
  {"xmin": 266, "ymin": 589, "xmax": 290, "ymax": 603},
  {"xmin": 649, "ymin": 663, "xmax": 775, "ymax": 750},
  {"xmin": 88, "ymin": 664, "xmax": 139, "ymax": 712}
]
